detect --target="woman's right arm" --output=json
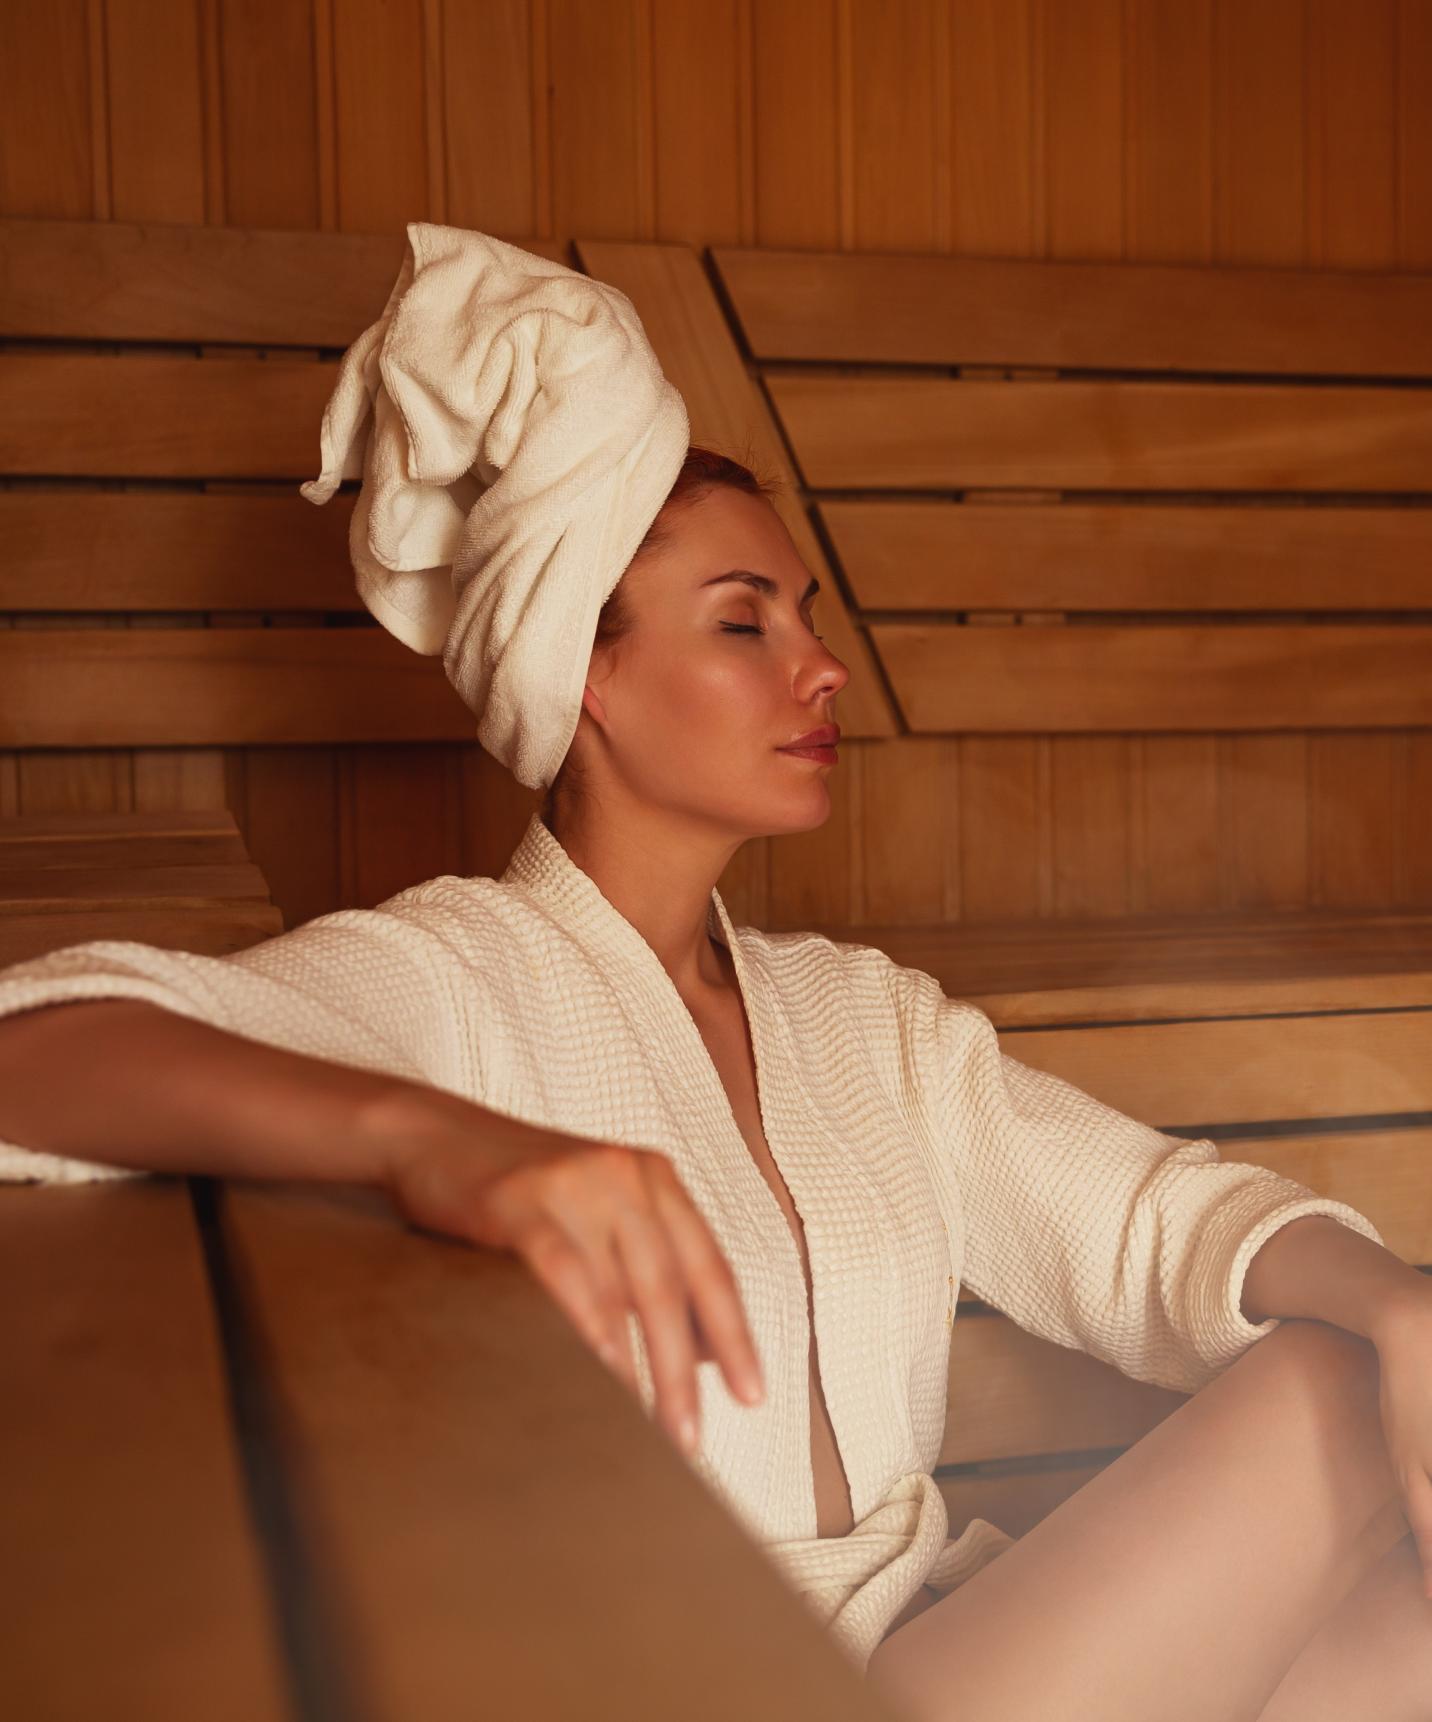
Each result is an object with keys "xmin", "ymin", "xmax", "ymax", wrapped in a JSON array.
[
  {"xmin": 0, "ymin": 996, "xmax": 452, "ymax": 1185},
  {"xmin": 0, "ymin": 995, "xmax": 766, "ymax": 1454}
]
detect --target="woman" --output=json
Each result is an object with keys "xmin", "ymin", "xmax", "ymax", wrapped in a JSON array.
[{"xmin": 2, "ymin": 448, "xmax": 1430, "ymax": 1720}]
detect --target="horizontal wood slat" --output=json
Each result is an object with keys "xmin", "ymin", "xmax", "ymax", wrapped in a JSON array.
[
  {"xmin": 0, "ymin": 1181, "xmax": 290, "ymax": 1722},
  {"xmin": 219, "ymin": 1181, "xmax": 887, "ymax": 1721},
  {"xmin": 0, "ymin": 354, "xmax": 333, "ymax": 479},
  {"xmin": 942, "ymin": 1313, "xmax": 1185, "ymax": 1466},
  {"xmin": 0, "ymin": 490, "xmax": 359, "ymax": 611},
  {"xmin": 0, "ymin": 628, "xmax": 476, "ymax": 746},
  {"xmin": 711, "ymin": 246, "xmax": 1432, "ymax": 377},
  {"xmin": 838, "ymin": 913, "xmax": 1432, "ymax": 1016},
  {"xmin": 0, "ymin": 902, "xmax": 285, "ymax": 966},
  {"xmin": 822, "ymin": 499, "xmax": 1432, "ymax": 613},
  {"xmin": 769, "ymin": 374, "xmax": 1432, "ymax": 493},
  {"xmin": 0, "ymin": 216, "xmax": 567, "ymax": 346},
  {"xmin": 998, "ymin": 1007, "xmax": 1432, "ymax": 1126},
  {"xmin": 871, "ymin": 621, "xmax": 1432, "ymax": 734}
]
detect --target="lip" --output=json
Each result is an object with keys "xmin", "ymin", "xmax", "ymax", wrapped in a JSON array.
[{"xmin": 779, "ymin": 723, "xmax": 841, "ymax": 750}]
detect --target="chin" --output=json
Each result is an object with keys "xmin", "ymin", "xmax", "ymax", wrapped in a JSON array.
[{"xmin": 747, "ymin": 783, "xmax": 835, "ymax": 841}]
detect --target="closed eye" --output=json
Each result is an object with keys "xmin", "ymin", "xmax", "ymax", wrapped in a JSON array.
[{"xmin": 720, "ymin": 621, "xmax": 826, "ymax": 641}]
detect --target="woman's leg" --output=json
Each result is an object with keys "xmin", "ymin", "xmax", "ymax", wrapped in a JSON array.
[
  {"xmin": 865, "ymin": 1319, "xmax": 1410, "ymax": 1722},
  {"xmin": 1253, "ymin": 1530, "xmax": 1432, "ymax": 1722}
]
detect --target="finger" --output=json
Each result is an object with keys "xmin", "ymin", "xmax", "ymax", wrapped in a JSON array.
[
  {"xmin": 611, "ymin": 1204, "xmax": 703, "ymax": 1456},
  {"xmin": 512, "ymin": 1214, "xmax": 615, "ymax": 1369},
  {"xmin": 585, "ymin": 1232, "xmax": 641, "ymax": 1393},
  {"xmin": 651, "ymin": 1169, "xmax": 765, "ymax": 1407}
]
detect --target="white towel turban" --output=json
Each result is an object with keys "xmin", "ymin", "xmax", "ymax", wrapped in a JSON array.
[{"xmin": 299, "ymin": 221, "xmax": 690, "ymax": 791}]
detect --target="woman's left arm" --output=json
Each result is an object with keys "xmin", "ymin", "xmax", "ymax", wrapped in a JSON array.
[{"xmin": 1243, "ymin": 1215, "xmax": 1432, "ymax": 1596}]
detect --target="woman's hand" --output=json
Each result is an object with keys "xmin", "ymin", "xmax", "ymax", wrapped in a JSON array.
[
  {"xmin": 381, "ymin": 1094, "xmax": 765, "ymax": 1459},
  {"xmin": 1371, "ymin": 1284, "xmax": 1432, "ymax": 1598}
]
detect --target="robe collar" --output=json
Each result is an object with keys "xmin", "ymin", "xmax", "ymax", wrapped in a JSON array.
[{"xmin": 500, "ymin": 809, "xmax": 742, "ymax": 971}]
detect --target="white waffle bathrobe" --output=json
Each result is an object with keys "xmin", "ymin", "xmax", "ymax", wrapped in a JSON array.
[{"xmin": 0, "ymin": 811, "xmax": 1385, "ymax": 1673}]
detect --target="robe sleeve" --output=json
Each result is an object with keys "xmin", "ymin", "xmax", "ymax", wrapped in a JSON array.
[
  {"xmin": 0, "ymin": 887, "xmax": 478, "ymax": 1188},
  {"xmin": 919, "ymin": 978, "xmax": 1386, "ymax": 1395}
]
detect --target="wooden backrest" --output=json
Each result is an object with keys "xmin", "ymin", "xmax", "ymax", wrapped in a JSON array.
[
  {"xmin": 0, "ymin": 219, "xmax": 558, "ymax": 748},
  {"xmin": 0, "ymin": 217, "xmax": 897, "ymax": 752},
  {"xmin": 710, "ymin": 245, "xmax": 1432, "ymax": 738}
]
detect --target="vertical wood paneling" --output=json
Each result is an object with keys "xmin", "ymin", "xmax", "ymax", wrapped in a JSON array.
[
  {"xmin": 1126, "ymin": 0, "xmax": 1221, "ymax": 917},
  {"xmin": 749, "ymin": 0, "xmax": 841, "ymax": 247},
  {"xmin": 948, "ymin": 0, "xmax": 1044, "ymax": 924},
  {"xmin": 332, "ymin": 0, "xmax": 430, "ymax": 235},
  {"xmin": 1400, "ymin": 0, "xmax": 1432, "ymax": 910},
  {"xmin": 442, "ymin": 0, "xmax": 539, "ymax": 235},
  {"xmin": 651, "ymin": 1, "xmax": 744, "ymax": 244},
  {"xmin": 218, "ymin": 0, "xmax": 322, "ymax": 227},
  {"xmin": 547, "ymin": 0, "xmax": 648, "ymax": 238},
  {"xmin": 1212, "ymin": 0, "xmax": 1311, "ymax": 911},
  {"xmin": 105, "ymin": 0, "xmax": 206, "ymax": 219},
  {"xmin": 1040, "ymin": 0, "xmax": 1130, "ymax": 920},
  {"xmin": 0, "ymin": 1, "xmax": 94, "ymax": 216},
  {"xmin": 1305, "ymin": 0, "xmax": 1403, "ymax": 910}
]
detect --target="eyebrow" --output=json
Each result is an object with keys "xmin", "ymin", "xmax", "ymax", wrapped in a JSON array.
[{"xmin": 698, "ymin": 569, "xmax": 822, "ymax": 603}]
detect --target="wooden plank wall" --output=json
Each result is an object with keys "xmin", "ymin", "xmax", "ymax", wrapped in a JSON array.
[{"xmin": 2, "ymin": 1, "xmax": 1431, "ymax": 933}]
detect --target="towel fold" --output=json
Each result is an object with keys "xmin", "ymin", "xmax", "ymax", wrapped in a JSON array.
[{"xmin": 300, "ymin": 221, "xmax": 690, "ymax": 789}]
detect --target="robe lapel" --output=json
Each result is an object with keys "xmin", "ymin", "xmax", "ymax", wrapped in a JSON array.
[{"xmin": 499, "ymin": 811, "xmax": 900, "ymax": 1534}]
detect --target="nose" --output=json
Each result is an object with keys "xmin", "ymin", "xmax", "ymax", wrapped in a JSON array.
[{"xmin": 810, "ymin": 637, "xmax": 850, "ymax": 698}]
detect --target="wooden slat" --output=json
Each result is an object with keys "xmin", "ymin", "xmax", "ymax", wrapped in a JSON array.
[
  {"xmin": 574, "ymin": 238, "xmax": 898, "ymax": 742},
  {"xmin": 830, "ymin": 909, "xmax": 1432, "ymax": 1021},
  {"xmin": 869, "ymin": 621, "xmax": 1432, "ymax": 734},
  {"xmin": 941, "ymin": 1312, "xmax": 1185, "ymax": 1466},
  {"xmin": 0, "ymin": 831, "xmax": 250, "ymax": 870},
  {"xmin": 1234, "ymin": 1127, "xmax": 1432, "ymax": 1267},
  {"xmin": 822, "ymin": 498, "xmax": 1432, "ymax": 613},
  {"xmin": 0, "ymin": 216, "xmax": 568, "ymax": 346},
  {"xmin": 219, "ymin": 1181, "xmax": 894, "ymax": 1721},
  {"xmin": 0, "ymin": 808, "xmax": 246, "ymax": 841},
  {"xmin": 711, "ymin": 246, "xmax": 1432, "ymax": 377},
  {"xmin": 769, "ymin": 374, "xmax": 1432, "ymax": 493},
  {"xmin": 995, "ymin": 1008, "xmax": 1432, "ymax": 1127},
  {"xmin": 0, "ymin": 490, "xmax": 360, "ymax": 612},
  {"xmin": 0, "ymin": 628, "xmax": 477, "ymax": 746},
  {"xmin": 0, "ymin": 900, "xmax": 283, "ymax": 966},
  {"xmin": 0, "ymin": 1181, "xmax": 292, "ymax": 1722},
  {"xmin": 0, "ymin": 354, "xmax": 332, "ymax": 479},
  {"xmin": 0, "ymin": 859, "xmax": 268, "ymax": 899}
]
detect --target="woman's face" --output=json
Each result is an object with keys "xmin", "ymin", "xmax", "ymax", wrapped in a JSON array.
[{"xmin": 576, "ymin": 484, "xmax": 851, "ymax": 838}]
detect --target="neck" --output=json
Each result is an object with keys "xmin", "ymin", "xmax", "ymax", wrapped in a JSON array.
[{"xmin": 543, "ymin": 800, "xmax": 742, "ymax": 999}]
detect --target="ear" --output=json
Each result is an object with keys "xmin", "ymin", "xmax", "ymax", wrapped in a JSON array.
[{"xmin": 580, "ymin": 683, "xmax": 608, "ymax": 723}]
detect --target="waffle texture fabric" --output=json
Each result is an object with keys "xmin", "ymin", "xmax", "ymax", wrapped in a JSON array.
[{"xmin": 0, "ymin": 811, "xmax": 1386, "ymax": 1674}]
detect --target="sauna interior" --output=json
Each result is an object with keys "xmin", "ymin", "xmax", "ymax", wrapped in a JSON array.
[{"xmin": 2, "ymin": 4, "xmax": 1431, "ymax": 1719}]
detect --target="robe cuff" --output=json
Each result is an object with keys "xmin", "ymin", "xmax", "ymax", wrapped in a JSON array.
[{"xmin": 1183, "ymin": 1178, "xmax": 1387, "ymax": 1381}]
